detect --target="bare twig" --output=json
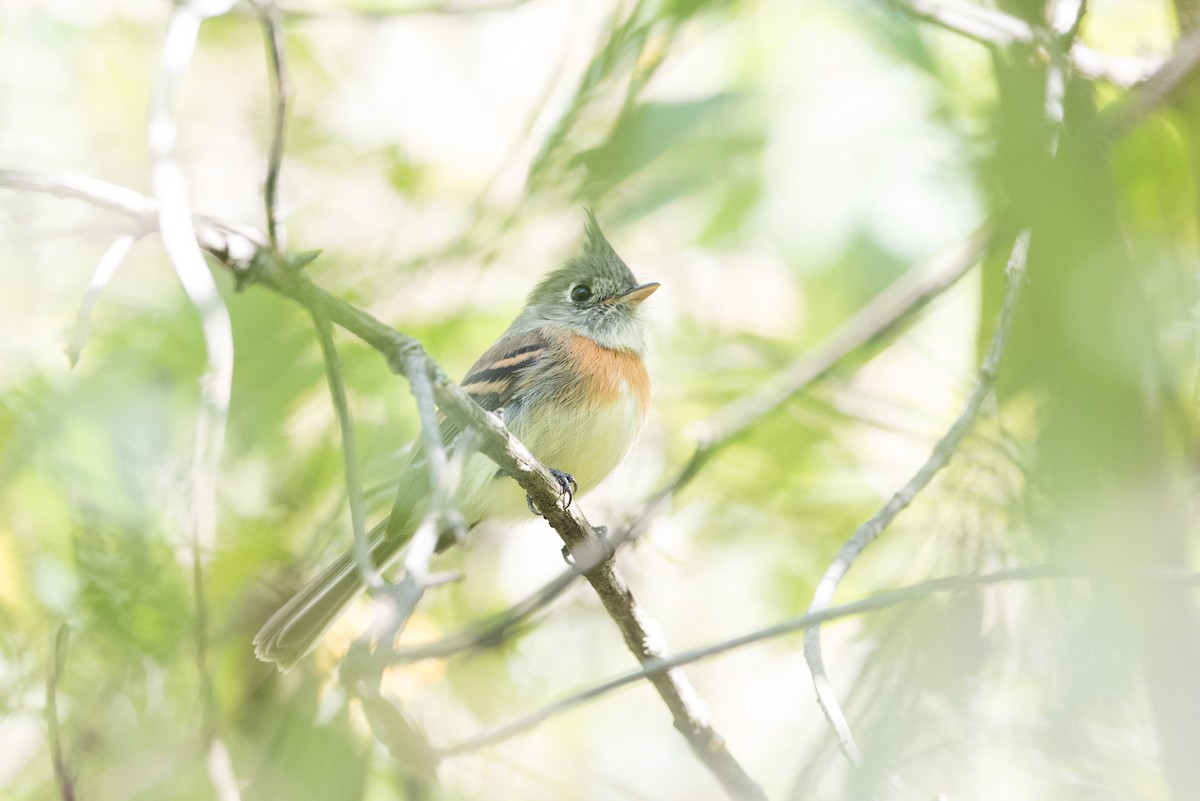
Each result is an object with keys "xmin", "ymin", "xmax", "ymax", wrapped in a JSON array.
[
  {"xmin": 252, "ymin": 0, "xmax": 291, "ymax": 251},
  {"xmin": 149, "ymin": 2, "xmax": 240, "ymax": 799},
  {"xmin": 390, "ymin": 558, "xmax": 581, "ymax": 661},
  {"xmin": 401, "ymin": 348, "xmax": 466, "ymax": 544},
  {"xmin": 66, "ymin": 233, "xmax": 141, "ymax": 366},
  {"xmin": 311, "ymin": 308, "xmax": 382, "ymax": 592},
  {"xmin": 887, "ymin": 0, "xmax": 1035, "ymax": 47},
  {"xmin": 1103, "ymin": 26, "xmax": 1200, "ymax": 143},
  {"xmin": 45, "ymin": 624, "xmax": 75, "ymax": 801},
  {"xmin": 802, "ymin": 230, "xmax": 1031, "ymax": 766},
  {"xmin": 686, "ymin": 226, "xmax": 992, "ymax": 489},
  {"xmin": 883, "ymin": 0, "xmax": 1159, "ymax": 87},
  {"xmin": 440, "ymin": 564, "xmax": 1200, "ymax": 755},
  {"xmin": 337, "ymin": 390, "xmax": 472, "ymax": 786}
]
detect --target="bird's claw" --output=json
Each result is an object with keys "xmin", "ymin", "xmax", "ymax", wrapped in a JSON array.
[
  {"xmin": 551, "ymin": 469, "xmax": 578, "ymax": 508},
  {"xmin": 525, "ymin": 469, "xmax": 578, "ymax": 515}
]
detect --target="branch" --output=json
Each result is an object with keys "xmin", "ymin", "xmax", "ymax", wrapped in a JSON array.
[
  {"xmin": 686, "ymin": 225, "xmax": 992, "ymax": 488},
  {"xmin": 252, "ymin": 0, "xmax": 291, "ymax": 251},
  {"xmin": 1103, "ymin": 26, "xmax": 1200, "ymax": 143},
  {"xmin": 438, "ymin": 564, "xmax": 1200, "ymax": 755},
  {"xmin": 0, "ymin": 171, "xmax": 766, "ymax": 801},
  {"xmin": 149, "ymin": 3, "xmax": 240, "ymax": 799},
  {"xmin": 884, "ymin": 0, "xmax": 1160, "ymax": 87},
  {"xmin": 311, "ymin": 308, "xmax": 382, "ymax": 591},
  {"xmin": 802, "ymin": 230, "xmax": 1031, "ymax": 765},
  {"xmin": 66, "ymin": 233, "xmax": 141, "ymax": 366},
  {"xmin": 45, "ymin": 624, "xmax": 75, "ymax": 801},
  {"xmin": 288, "ymin": 277, "xmax": 767, "ymax": 798}
]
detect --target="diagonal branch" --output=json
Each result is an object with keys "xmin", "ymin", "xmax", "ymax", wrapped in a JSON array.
[
  {"xmin": 0, "ymin": 171, "xmax": 767, "ymax": 801},
  {"xmin": 66, "ymin": 233, "xmax": 142, "ymax": 366},
  {"xmin": 438, "ymin": 563, "xmax": 1200, "ymax": 756},
  {"xmin": 802, "ymin": 229, "xmax": 1031, "ymax": 766},
  {"xmin": 882, "ymin": 0, "xmax": 1160, "ymax": 87},
  {"xmin": 282, "ymin": 269, "xmax": 771, "ymax": 801}
]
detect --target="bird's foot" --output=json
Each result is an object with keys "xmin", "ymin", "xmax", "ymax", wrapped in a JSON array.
[{"xmin": 526, "ymin": 469, "xmax": 578, "ymax": 515}]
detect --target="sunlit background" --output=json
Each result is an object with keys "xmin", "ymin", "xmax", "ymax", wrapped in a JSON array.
[{"xmin": 1, "ymin": 0, "xmax": 1196, "ymax": 799}]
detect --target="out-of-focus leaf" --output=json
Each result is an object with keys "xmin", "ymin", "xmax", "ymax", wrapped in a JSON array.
[{"xmin": 574, "ymin": 94, "xmax": 738, "ymax": 193}]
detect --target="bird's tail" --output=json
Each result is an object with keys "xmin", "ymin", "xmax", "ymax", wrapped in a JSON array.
[{"xmin": 254, "ymin": 519, "xmax": 408, "ymax": 671}]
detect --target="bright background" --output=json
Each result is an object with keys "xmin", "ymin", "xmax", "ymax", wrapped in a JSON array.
[{"xmin": 1, "ymin": 1, "xmax": 1196, "ymax": 800}]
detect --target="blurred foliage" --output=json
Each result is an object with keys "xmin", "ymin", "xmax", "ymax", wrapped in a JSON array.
[{"xmin": 2, "ymin": 0, "xmax": 1199, "ymax": 800}]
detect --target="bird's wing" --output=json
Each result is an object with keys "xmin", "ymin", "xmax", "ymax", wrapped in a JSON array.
[
  {"xmin": 386, "ymin": 329, "xmax": 548, "ymax": 520},
  {"xmin": 441, "ymin": 328, "xmax": 548, "ymax": 439}
]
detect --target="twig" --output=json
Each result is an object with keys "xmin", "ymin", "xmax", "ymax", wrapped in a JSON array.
[
  {"xmin": 1103, "ymin": 26, "xmax": 1200, "ymax": 143},
  {"xmin": 45, "ymin": 624, "xmax": 75, "ymax": 801},
  {"xmin": 802, "ymin": 230, "xmax": 1031, "ymax": 766},
  {"xmin": 400, "ymin": 348, "xmax": 467, "ymax": 545},
  {"xmin": 148, "ymin": 2, "xmax": 240, "ymax": 800},
  {"xmin": 883, "ymin": 0, "xmax": 1159, "ymax": 87},
  {"xmin": 685, "ymin": 225, "xmax": 992, "ymax": 490},
  {"xmin": 66, "ymin": 233, "xmax": 141, "ymax": 366},
  {"xmin": 0, "ymin": 169, "xmax": 149, "ymax": 216},
  {"xmin": 389, "ymin": 559, "xmax": 581, "ymax": 660},
  {"xmin": 252, "ymin": 0, "xmax": 291, "ymax": 252},
  {"xmin": 311, "ymin": 308, "xmax": 382, "ymax": 591},
  {"xmin": 439, "ymin": 564, "xmax": 1200, "ymax": 755},
  {"xmin": 886, "ymin": 0, "xmax": 1035, "ymax": 47}
]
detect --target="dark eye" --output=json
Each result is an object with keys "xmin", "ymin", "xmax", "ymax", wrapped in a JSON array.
[{"xmin": 570, "ymin": 284, "xmax": 593, "ymax": 303}]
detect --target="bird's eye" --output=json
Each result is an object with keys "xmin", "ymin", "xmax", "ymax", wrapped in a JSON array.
[{"xmin": 570, "ymin": 284, "xmax": 593, "ymax": 304}]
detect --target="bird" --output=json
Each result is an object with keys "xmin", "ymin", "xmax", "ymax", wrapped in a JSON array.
[{"xmin": 254, "ymin": 212, "xmax": 658, "ymax": 670}]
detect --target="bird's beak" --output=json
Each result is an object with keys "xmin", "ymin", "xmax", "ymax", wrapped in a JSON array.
[{"xmin": 608, "ymin": 281, "xmax": 660, "ymax": 306}]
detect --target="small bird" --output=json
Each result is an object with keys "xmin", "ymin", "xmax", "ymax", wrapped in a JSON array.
[{"xmin": 254, "ymin": 213, "xmax": 658, "ymax": 670}]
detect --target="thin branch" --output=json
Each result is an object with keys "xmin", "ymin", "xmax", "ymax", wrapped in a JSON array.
[
  {"xmin": 66, "ymin": 233, "xmax": 141, "ymax": 366},
  {"xmin": 311, "ymin": 308, "xmax": 382, "ymax": 592},
  {"xmin": 887, "ymin": 0, "xmax": 1035, "ymax": 47},
  {"xmin": 439, "ymin": 564, "xmax": 1200, "ymax": 756},
  {"xmin": 883, "ymin": 0, "xmax": 1159, "ymax": 87},
  {"xmin": 802, "ymin": 230, "xmax": 1030, "ymax": 766},
  {"xmin": 149, "ymin": 2, "xmax": 240, "ymax": 799},
  {"xmin": 390, "ymin": 558, "xmax": 581, "ymax": 661},
  {"xmin": 401, "ymin": 348, "xmax": 468, "ymax": 545},
  {"xmin": 45, "ymin": 624, "xmax": 75, "ymax": 801},
  {"xmin": 252, "ymin": 0, "xmax": 291, "ymax": 252},
  {"xmin": 686, "ymin": 225, "xmax": 992, "ymax": 489},
  {"xmin": 0, "ymin": 169, "xmax": 150, "ymax": 217},
  {"xmin": 1103, "ymin": 26, "xmax": 1200, "ymax": 143}
]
